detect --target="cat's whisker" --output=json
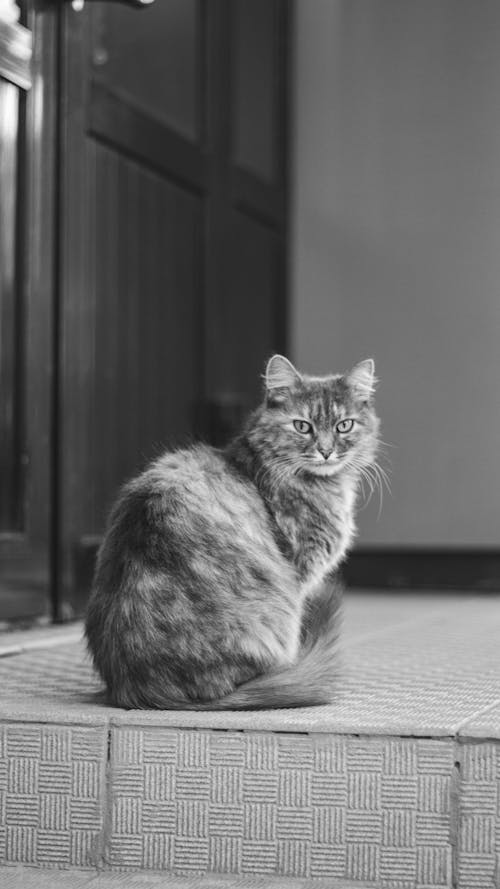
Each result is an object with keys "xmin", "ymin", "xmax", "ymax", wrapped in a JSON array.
[
  {"xmin": 372, "ymin": 468, "xmax": 384, "ymax": 519},
  {"xmin": 376, "ymin": 447, "xmax": 392, "ymax": 464},
  {"xmin": 343, "ymin": 457, "xmax": 377, "ymax": 508},
  {"xmin": 368, "ymin": 461, "xmax": 392, "ymax": 518},
  {"xmin": 358, "ymin": 464, "xmax": 382, "ymax": 515},
  {"xmin": 261, "ymin": 458, "xmax": 298, "ymax": 499},
  {"xmin": 374, "ymin": 438, "xmax": 393, "ymax": 456},
  {"xmin": 378, "ymin": 459, "xmax": 392, "ymax": 480},
  {"xmin": 357, "ymin": 470, "xmax": 375, "ymax": 509},
  {"xmin": 346, "ymin": 456, "xmax": 387, "ymax": 516},
  {"xmin": 375, "ymin": 446, "xmax": 393, "ymax": 476},
  {"xmin": 362, "ymin": 469, "xmax": 377, "ymax": 501},
  {"xmin": 359, "ymin": 478, "xmax": 371, "ymax": 508},
  {"xmin": 372, "ymin": 460, "xmax": 392, "ymax": 493},
  {"xmin": 377, "ymin": 439, "xmax": 396, "ymax": 450},
  {"xmin": 270, "ymin": 470, "xmax": 288, "ymax": 498}
]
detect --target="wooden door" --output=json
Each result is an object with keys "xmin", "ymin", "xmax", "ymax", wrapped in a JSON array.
[
  {"xmin": 0, "ymin": 2, "xmax": 57, "ymax": 621},
  {"xmin": 203, "ymin": 0, "xmax": 290, "ymax": 442},
  {"xmin": 57, "ymin": 0, "xmax": 290, "ymax": 617}
]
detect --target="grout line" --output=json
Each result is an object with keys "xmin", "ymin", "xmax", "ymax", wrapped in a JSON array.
[
  {"xmin": 454, "ymin": 696, "xmax": 500, "ymax": 736},
  {"xmin": 450, "ymin": 741, "xmax": 462, "ymax": 889},
  {"xmin": 98, "ymin": 725, "xmax": 114, "ymax": 870}
]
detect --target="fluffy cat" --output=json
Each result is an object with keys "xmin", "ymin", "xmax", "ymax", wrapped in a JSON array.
[{"xmin": 85, "ymin": 355, "xmax": 380, "ymax": 709}]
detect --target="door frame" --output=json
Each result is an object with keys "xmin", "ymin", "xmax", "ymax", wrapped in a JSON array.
[{"xmin": 0, "ymin": 2, "xmax": 58, "ymax": 622}]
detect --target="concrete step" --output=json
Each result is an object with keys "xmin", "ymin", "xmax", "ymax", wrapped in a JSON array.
[
  {"xmin": 0, "ymin": 867, "xmax": 337, "ymax": 887},
  {"xmin": 0, "ymin": 592, "xmax": 499, "ymax": 888}
]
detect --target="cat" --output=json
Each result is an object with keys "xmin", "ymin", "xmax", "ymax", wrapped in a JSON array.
[{"xmin": 85, "ymin": 355, "xmax": 380, "ymax": 710}]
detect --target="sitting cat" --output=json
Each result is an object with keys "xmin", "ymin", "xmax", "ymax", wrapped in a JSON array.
[{"xmin": 85, "ymin": 355, "xmax": 380, "ymax": 709}]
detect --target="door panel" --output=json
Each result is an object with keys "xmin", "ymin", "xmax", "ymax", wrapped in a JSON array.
[
  {"xmin": 204, "ymin": 0, "xmax": 289, "ymax": 411},
  {"xmin": 218, "ymin": 211, "xmax": 281, "ymax": 400},
  {"xmin": 58, "ymin": 0, "xmax": 290, "ymax": 615},
  {"xmin": 231, "ymin": 0, "xmax": 277, "ymax": 181},
  {"xmin": 59, "ymin": 2, "xmax": 207, "ymax": 615},
  {"xmin": 90, "ymin": 0, "xmax": 200, "ymax": 140},
  {"xmin": 203, "ymin": 210, "xmax": 282, "ymax": 447},
  {"xmin": 91, "ymin": 142, "xmax": 202, "ymax": 530}
]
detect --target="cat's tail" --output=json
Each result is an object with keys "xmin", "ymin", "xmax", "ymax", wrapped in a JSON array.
[
  {"xmin": 208, "ymin": 578, "xmax": 342, "ymax": 710},
  {"xmin": 170, "ymin": 579, "xmax": 342, "ymax": 711}
]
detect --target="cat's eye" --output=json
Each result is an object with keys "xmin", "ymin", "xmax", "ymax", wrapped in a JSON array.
[
  {"xmin": 293, "ymin": 419, "xmax": 313, "ymax": 434},
  {"xmin": 336, "ymin": 418, "xmax": 355, "ymax": 434}
]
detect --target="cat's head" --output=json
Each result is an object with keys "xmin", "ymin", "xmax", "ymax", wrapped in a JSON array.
[{"xmin": 249, "ymin": 355, "xmax": 380, "ymax": 479}]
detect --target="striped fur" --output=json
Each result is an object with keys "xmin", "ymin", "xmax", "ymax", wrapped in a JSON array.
[{"xmin": 85, "ymin": 356, "xmax": 379, "ymax": 709}]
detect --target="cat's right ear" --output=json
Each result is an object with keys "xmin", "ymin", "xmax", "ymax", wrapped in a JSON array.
[
  {"xmin": 265, "ymin": 355, "xmax": 302, "ymax": 404},
  {"xmin": 347, "ymin": 359, "xmax": 377, "ymax": 400}
]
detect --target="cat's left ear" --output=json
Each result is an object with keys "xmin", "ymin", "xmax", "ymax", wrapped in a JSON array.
[
  {"xmin": 347, "ymin": 359, "xmax": 377, "ymax": 399},
  {"xmin": 265, "ymin": 355, "xmax": 302, "ymax": 404},
  {"xmin": 265, "ymin": 355, "xmax": 302, "ymax": 391}
]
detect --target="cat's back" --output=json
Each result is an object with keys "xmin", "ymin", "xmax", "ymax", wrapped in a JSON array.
[
  {"xmin": 90, "ymin": 442, "xmax": 298, "ymax": 648},
  {"xmin": 102, "ymin": 443, "xmax": 275, "ymax": 560},
  {"xmin": 146, "ymin": 443, "xmax": 265, "ymax": 523}
]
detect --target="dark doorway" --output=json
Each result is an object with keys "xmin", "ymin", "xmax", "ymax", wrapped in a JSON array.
[{"xmin": 0, "ymin": 0, "xmax": 291, "ymax": 622}]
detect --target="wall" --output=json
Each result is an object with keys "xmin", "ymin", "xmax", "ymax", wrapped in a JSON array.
[{"xmin": 292, "ymin": 0, "xmax": 500, "ymax": 546}]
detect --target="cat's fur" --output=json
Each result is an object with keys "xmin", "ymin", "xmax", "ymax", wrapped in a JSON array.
[{"xmin": 85, "ymin": 355, "xmax": 380, "ymax": 709}]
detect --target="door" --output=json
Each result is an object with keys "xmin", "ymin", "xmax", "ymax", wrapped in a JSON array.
[
  {"xmin": 57, "ymin": 0, "xmax": 291, "ymax": 617},
  {"xmin": 0, "ymin": 1, "xmax": 57, "ymax": 621}
]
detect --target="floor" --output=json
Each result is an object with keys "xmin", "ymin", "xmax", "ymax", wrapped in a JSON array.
[{"xmin": 0, "ymin": 591, "xmax": 499, "ymax": 888}]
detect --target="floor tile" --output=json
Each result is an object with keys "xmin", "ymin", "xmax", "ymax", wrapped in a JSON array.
[
  {"xmin": 0, "ymin": 723, "xmax": 107, "ymax": 868},
  {"xmin": 106, "ymin": 727, "xmax": 454, "ymax": 885}
]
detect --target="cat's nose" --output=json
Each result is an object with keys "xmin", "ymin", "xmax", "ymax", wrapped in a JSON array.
[{"xmin": 318, "ymin": 447, "xmax": 333, "ymax": 461}]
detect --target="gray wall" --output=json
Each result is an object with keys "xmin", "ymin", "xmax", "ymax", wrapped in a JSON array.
[{"xmin": 292, "ymin": 0, "xmax": 500, "ymax": 546}]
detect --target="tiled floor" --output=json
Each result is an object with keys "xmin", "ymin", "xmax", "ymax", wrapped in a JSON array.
[{"xmin": 0, "ymin": 591, "xmax": 499, "ymax": 887}]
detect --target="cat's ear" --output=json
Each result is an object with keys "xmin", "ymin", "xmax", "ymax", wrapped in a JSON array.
[
  {"xmin": 347, "ymin": 359, "xmax": 377, "ymax": 399},
  {"xmin": 265, "ymin": 355, "xmax": 302, "ymax": 392}
]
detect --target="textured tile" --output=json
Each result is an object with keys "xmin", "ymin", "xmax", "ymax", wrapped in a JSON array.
[
  {"xmin": 0, "ymin": 644, "xmax": 111, "ymax": 725},
  {"xmin": 1, "ymin": 597, "xmax": 499, "ymax": 736},
  {"xmin": 457, "ymin": 742, "xmax": 500, "ymax": 889},
  {"xmin": 0, "ymin": 723, "xmax": 107, "ymax": 867},
  {"xmin": 341, "ymin": 591, "xmax": 456, "ymax": 642},
  {"xmin": 107, "ymin": 727, "xmax": 454, "ymax": 885},
  {"xmin": 0, "ymin": 623, "xmax": 83, "ymax": 658}
]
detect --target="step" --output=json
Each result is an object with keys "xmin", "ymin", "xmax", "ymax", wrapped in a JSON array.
[
  {"xmin": 0, "ymin": 868, "xmax": 337, "ymax": 888},
  {"xmin": 0, "ymin": 592, "xmax": 499, "ymax": 888}
]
